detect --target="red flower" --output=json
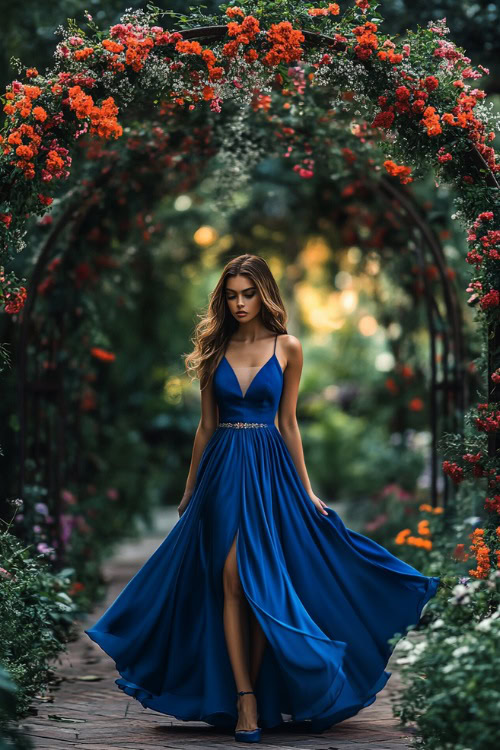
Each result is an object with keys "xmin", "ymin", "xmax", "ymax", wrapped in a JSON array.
[
  {"xmin": 424, "ymin": 76, "xmax": 439, "ymax": 91},
  {"xmin": 395, "ymin": 85, "xmax": 410, "ymax": 101},
  {"xmin": 409, "ymin": 397, "xmax": 424, "ymax": 411},
  {"xmin": 479, "ymin": 289, "xmax": 500, "ymax": 310},
  {"xmin": 443, "ymin": 460, "xmax": 464, "ymax": 484},
  {"xmin": 90, "ymin": 347, "xmax": 116, "ymax": 362},
  {"xmin": 372, "ymin": 108, "xmax": 395, "ymax": 128},
  {"xmin": 4, "ymin": 286, "xmax": 27, "ymax": 314}
]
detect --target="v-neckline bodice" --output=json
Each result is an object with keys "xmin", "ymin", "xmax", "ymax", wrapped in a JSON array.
[{"xmin": 223, "ymin": 352, "xmax": 281, "ymax": 400}]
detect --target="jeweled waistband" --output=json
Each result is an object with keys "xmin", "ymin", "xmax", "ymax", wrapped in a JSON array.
[{"xmin": 218, "ymin": 421, "xmax": 269, "ymax": 429}]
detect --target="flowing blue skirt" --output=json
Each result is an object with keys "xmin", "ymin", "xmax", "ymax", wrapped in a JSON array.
[{"xmin": 84, "ymin": 423, "xmax": 440, "ymax": 732}]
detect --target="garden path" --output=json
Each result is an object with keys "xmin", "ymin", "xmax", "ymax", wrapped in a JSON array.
[{"xmin": 18, "ymin": 507, "xmax": 418, "ymax": 749}]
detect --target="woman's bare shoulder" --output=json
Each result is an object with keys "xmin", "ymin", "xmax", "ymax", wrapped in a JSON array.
[{"xmin": 278, "ymin": 334, "xmax": 302, "ymax": 364}]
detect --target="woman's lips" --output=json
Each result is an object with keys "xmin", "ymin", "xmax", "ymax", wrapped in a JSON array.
[{"xmin": 236, "ymin": 312, "xmax": 247, "ymax": 316}]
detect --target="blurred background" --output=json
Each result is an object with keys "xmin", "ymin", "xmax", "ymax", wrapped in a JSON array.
[{"xmin": 1, "ymin": 0, "xmax": 497, "ymax": 601}]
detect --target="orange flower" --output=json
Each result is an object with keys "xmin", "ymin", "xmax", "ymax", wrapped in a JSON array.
[
  {"xmin": 353, "ymin": 22, "xmax": 378, "ymax": 61},
  {"xmin": 32, "ymin": 106, "xmax": 48, "ymax": 122},
  {"xmin": 417, "ymin": 519, "xmax": 430, "ymax": 536},
  {"xmin": 421, "ymin": 106, "xmax": 442, "ymax": 136},
  {"xmin": 308, "ymin": 4, "xmax": 340, "ymax": 15},
  {"xmin": 74, "ymin": 48, "xmax": 95, "ymax": 61},
  {"xmin": 383, "ymin": 159, "xmax": 413, "ymax": 184},
  {"xmin": 226, "ymin": 7, "xmax": 245, "ymax": 18},
  {"xmin": 262, "ymin": 22, "xmax": 304, "ymax": 67},
  {"xmin": 468, "ymin": 528, "xmax": 490, "ymax": 579},
  {"xmin": 90, "ymin": 347, "xmax": 116, "ymax": 362},
  {"xmin": 395, "ymin": 528, "xmax": 411, "ymax": 544},
  {"xmin": 102, "ymin": 39, "xmax": 125, "ymax": 53},
  {"xmin": 409, "ymin": 397, "xmax": 424, "ymax": 411}
]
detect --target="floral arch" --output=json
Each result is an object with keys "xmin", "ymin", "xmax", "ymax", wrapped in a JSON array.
[{"xmin": 1, "ymin": 1, "xmax": 499, "ymax": 537}]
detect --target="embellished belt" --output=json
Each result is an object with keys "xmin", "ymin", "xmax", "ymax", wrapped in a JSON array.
[{"xmin": 218, "ymin": 421, "xmax": 268, "ymax": 429}]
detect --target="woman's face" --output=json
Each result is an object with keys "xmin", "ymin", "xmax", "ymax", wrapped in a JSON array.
[{"xmin": 224, "ymin": 274, "xmax": 262, "ymax": 323}]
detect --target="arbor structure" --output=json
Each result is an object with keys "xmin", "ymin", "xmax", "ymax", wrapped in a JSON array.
[{"xmin": 1, "ymin": 1, "xmax": 499, "ymax": 556}]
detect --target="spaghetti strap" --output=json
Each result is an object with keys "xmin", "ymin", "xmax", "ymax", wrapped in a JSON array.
[{"xmin": 273, "ymin": 334, "xmax": 278, "ymax": 354}]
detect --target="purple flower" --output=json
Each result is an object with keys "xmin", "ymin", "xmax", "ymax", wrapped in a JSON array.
[
  {"xmin": 35, "ymin": 502, "xmax": 49, "ymax": 515},
  {"xmin": 37, "ymin": 542, "xmax": 55, "ymax": 555}
]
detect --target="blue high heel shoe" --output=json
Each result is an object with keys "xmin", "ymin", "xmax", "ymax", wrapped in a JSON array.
[{"xmin": 235, "ymin": 690, "xmax": 261, "ymax": 743}]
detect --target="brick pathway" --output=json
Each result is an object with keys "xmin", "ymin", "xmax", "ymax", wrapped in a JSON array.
[{"xmin": 18, "ymin": 508, "xmax": 418, "ymax": 749}]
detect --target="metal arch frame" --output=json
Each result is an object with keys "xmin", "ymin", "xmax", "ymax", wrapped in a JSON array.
[
  {"xmin": 379, "ymin": 176, "xmax": 466, "ymax": 508},
  {"xmin": 12, "ymin": 22, "xmax": 495, "ymax": 548}
]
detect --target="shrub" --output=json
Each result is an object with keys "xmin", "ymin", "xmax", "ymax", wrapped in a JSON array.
[
  {"xmin": 0, "ymin": 528, "xmax": 77, "ymax": 719},
  {"xmin": 390, "ymin": 570, "xmax": 500, "ymax": 750}
]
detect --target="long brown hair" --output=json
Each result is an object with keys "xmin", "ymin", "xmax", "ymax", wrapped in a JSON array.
[{"xmin": 184, "ymin": 254, "xmax": 288, "ymax": 390}]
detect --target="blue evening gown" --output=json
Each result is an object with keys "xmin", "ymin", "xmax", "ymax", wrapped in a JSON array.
[{"xmin": 84, "ymin": 333, "xmax": 440, "ymax": 732}]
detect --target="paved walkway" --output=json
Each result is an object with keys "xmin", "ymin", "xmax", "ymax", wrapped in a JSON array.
[{"xmin": 18, "ymin": 508, "xmax": 418, "ymax": 749}]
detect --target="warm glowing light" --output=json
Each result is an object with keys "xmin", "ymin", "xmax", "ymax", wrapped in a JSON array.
[
  {"xmin": 358, "ymin": 315, "xmax": 378, "ymax": 336},
  {"xmin": 174, "ymin": 195, "xmax": 192, "ymax": 211},
  {"xmin": 300, "ymin": 237, "xmax": 331, "ymax": 271},
  {"xmin": 365, "ymin": 257, "xmax": 380, "ymax": 275},
  {"xmin": 296, "ymin": 284, "xmax": 345, "ymax": 333},
  {"xmin": 347, "ymin": 246, "xmax": 362, "ymax": 264},
  {"xmin": 387, "ymin": 322, "xmax": 402, "ymax": 339},
  {"xmin": 340, "ymin": 289, "xmax": 357, "ymax": 312},
  {"xmin": 335, "ymin": 271, "xmax": 352, "ymax": 290},
  {"xmin": 194, "ymin": 225, "xmax": 218, "ymax": 246},
  {"xmin": 163, "ymin": 375, "xmax": 184, "ymax": 404},
  {"xmin": 375, "ymin": 352, "xmax": 395, "ymax": 371}
]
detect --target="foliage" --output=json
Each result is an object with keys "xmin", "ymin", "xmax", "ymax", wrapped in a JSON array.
[
  {"xmin": 0, "ymin": 664, "xmax": 33, "ymax": 749},
  {"xmin": 390, "ymin": 569, "xmax": 500, "ymax": 750},
  {"xmin": 0, "ymin": 507, "xmax": 78, "ymax": 720}
]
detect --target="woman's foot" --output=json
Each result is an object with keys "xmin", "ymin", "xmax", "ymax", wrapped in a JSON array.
[{"xmin": 236, "ymin": 691, "xmax": 259, "ymax": 732}]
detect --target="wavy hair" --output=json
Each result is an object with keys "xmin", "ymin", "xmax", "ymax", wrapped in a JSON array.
[{"xmin": 184, "ymin": 254, "xmax": 288, "ymax": 390}]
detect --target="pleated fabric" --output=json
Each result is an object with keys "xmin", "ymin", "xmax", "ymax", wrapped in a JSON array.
[{"xmin": 85, "ymin": 335, "xmax": 440, "ymax": 732}]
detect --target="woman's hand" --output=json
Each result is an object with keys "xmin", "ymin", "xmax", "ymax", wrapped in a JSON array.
[
  {"xmin": 178, "ymin": 490, "xmax": 193, "ymax": 518},
  {"xmin": 308, "ymin": 492, "xmax": 329, "ymax": 516}
]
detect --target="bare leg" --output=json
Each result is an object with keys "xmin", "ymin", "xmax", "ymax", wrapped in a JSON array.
[
  {"xmin": 222, "ymin": 532, "xmax": 259, "ymax": 731},
  {"xmin": 249, "ymin": 608, "xmax": 266, "ymax": 686}
]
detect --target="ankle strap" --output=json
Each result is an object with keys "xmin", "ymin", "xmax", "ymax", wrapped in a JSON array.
[{"xmin": 237, "ymin": 690, "xmax": 255, "ymax": 696}]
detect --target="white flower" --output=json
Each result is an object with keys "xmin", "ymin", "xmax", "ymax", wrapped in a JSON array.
[
  {"xmin": 413, "ymin": 641, "xmax": 428, "ymax": 654},
  {"xmin": 430, "ymin": 618, "xmax": 445, "ymax": 629},
  {"xmin": 475, "ymin": 618, "xmax": 493, "ymax": 632},
  {"xmin": 444, "ymin": 636, "xmax": 459, "ymax": 645},
  {"xmin": 442, "ymin": 663, "xmax": 455, "ymax": 673},
  {"xmin": 396, "ymin": 655, "xmax": 418, "ymax": 665},
  {"xmin": 396, "ymin": 639, "xmax": 414, "ymax": 652},
  {"xmin": 452, "ymin": 645, "xmax": 470, "ymax": 658}
]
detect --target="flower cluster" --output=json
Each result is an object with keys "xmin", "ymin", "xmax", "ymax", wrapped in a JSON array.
[
  {"xmin": 465, "ymin": 210, "xmax": 499, "ymax": 269},
  {"xmin": 468, "ymin": 528, "xmax": 491, "ymax": 579},
  {"xmin": 395, "ymin": 504, "xmax": 443, "ymax": 550},
  {"xmin": 442, "ymin": 459, "xmax": 465, "ymax": 484},
  {"xmin": 474, "ymin": 402, "xmax": 500, "ymax": 433},
  {"xmin": 383, "ymin": 159, "xmax": 413, "ymax": 184},
  {"xmin": 395, "ymin": 527, "xmax": 432, "ymax": 550},
  {"xmin": 308, "ymin": 4, "xmax": 340, "ymax": 17}
]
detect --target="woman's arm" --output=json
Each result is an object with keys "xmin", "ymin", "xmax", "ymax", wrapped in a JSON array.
[
  {"xmin": 178, "ymin": 370, "xmax": 219, "ymax": 516},
  {"xmin": 277, "ymin": 336, "xmax": 328, "ymax": 516}
]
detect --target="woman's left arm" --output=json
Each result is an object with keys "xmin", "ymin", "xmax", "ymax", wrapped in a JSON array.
[{"xmin": 277, "ymin": 335, "xmax": 329, "ymax": 516}]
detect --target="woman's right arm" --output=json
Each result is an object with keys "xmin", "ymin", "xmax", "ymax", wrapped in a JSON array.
[{"xmin": 178, "ymin": 371, "xmax": 218, "ymax": 517}]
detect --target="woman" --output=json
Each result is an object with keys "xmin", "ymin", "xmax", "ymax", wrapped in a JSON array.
[{"xmin": 85, "ymin": 253, "xmax": 440, "ymax": 744}]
